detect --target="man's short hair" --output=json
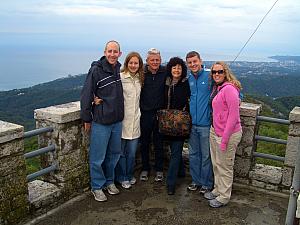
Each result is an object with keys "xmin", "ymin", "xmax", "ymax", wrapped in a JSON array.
[
  {"xmin": 186, "ymin": 51, "xmax": 201, "ymax": 60},
  {"xmin": 147, "ymin": 48, "xmax": 160, "ymax": 56},
  {"xmin": 105, "ymin": 40, "xmax": 121, "ymax": 51}
]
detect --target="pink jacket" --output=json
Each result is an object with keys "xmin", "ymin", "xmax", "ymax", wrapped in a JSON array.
[{"xmin": 212, "ymin": 82, "xmax": 242, "ymax": 151}]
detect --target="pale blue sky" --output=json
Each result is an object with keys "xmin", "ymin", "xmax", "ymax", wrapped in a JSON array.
[
  {"xmin": 0, "ymin": 0, "xmax": 300, "ymax": 90},
  {"xmin": 0, "ymin": 0, "xmax": 299, "ymax": 58}
]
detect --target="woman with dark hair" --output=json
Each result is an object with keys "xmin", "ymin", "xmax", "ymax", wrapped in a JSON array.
[{"xmin": 163, "ymin": 57, "xmax": 190, "ymax": 195}]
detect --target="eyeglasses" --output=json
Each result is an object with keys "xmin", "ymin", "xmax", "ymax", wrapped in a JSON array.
[{"xmin": 212, "ymin": 70, "xmax": 224, "ymax": 75}]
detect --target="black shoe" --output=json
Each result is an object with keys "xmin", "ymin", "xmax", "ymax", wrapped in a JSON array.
[{"xmin": 167, "ymin": 186, "xmax": 175, "ymax": 195}]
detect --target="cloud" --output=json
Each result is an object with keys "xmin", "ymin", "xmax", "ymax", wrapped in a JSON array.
[{"xmin": 0, "ymin": 0, "xmax": 298, "ymax": 55}]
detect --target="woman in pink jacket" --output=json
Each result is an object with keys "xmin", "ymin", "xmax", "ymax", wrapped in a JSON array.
[{"xmin": 204, "ymin": 61, "xmax": 242, "ymax": 208}]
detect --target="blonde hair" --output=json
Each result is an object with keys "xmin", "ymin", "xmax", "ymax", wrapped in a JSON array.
[{"xmin": 211, "ymin": 61, "xmax": 242, "ymax": 90}]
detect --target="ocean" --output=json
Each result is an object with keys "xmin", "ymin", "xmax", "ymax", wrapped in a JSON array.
[{"xmin": 0, "ymin": 48, "xmax": 276, "ymax": 91}]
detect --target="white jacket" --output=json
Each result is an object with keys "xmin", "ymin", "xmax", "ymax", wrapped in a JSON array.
[{"xmin": 121, "ymin": 71, "xmax": 141, "ymax": 139}]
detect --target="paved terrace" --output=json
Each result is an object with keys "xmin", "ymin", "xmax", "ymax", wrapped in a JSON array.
[
  {"xmin": 25, "ymin": 177, "xmax": 288, "ymax": 225},
  {"xmin": 1, "ymin": 102, "xmax": 300, "ymax": 225}
]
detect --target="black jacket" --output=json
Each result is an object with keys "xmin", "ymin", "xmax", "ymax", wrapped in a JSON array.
[
  {"xmin": 80, "ymin": 56, "xmax": 124, "ymax": 125},
  {"xmin": 164, "ymin": 77, "xmax": 191, "ymax": 111},
  {"xmin": 140, "ymin": 65, "xmax": 167, "ymax": 111}
]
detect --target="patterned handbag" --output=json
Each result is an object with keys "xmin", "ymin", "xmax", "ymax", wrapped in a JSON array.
[{"xmin": 157, "ymin": 85, "xmax": 191, "ymax": 136}]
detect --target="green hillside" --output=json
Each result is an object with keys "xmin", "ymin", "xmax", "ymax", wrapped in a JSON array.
[
  {"xmin": 0, "ymin": 74, "xmax": 86, "ymax": 130},
  {"xmin": 0, "ymin": 71, "xmax": 298, "ymax": 170}
]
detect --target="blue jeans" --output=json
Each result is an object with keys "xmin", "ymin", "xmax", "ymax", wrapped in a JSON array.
[
  {"xmin": 188, "ymin": 125, "xmax": 213, "ymax": 188},
  {"xmin": 115, "ymin": 138, "xmax": 139, "ymax": 182},
  {"xmin": 167, "ymin": 140, "xmax": 184, "ymax": 187},
  {"xmin": 140, "ymin": 110, "xmax": 164, "ymax": 172},
  {"xmin": 89, "ymin": 121, "xmax": 122, "ymax": 191}
]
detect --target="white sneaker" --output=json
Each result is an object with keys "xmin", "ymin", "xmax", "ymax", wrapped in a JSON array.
[
  {"xmin": 106, "ymin": 183, "xmax": 120, "ymax": 195},
  {"xmin": 91, "ymin": 189, "xmax": 107, "ymax": 202},
  {"xmin": 140, "ymin": 171, "xmax": 149, "ymax": 181},
  {"xmin": 121, "ymin": 181, "xmax": 131, "ymax": 189},
  {"xmin": 154, "ymin": 171, "xmax": 164, "ymax": 182},
  {"xmin": 130, "ymin": 177, "xmax": 137, "ymax": 185}
]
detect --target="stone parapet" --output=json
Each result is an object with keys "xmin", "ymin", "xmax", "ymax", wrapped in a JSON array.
[
  {"xmin": 34, "ymin": 101, "xmax": 89, "ymax": 200},
  {"xmin": 234, "ymin": 102, "xmax": 262, "ymax": 179},
  {"xmin": 240, "ymin": 102, "xmax": 262, "ymax": 117},
  {"xmin": 0, "ymin": 121, "xmax": 28, "ymax": 225},
  {"xmin": 285, "ymin": 107, "xmax": 300, "ymax": 167},
  {"xmin": 289, "ymin": 107, "xmax": 300, "ymax": 122},
  {"xmin": 34, "ymin": 101, "xmax": 80, "ymax": 124},
  {"xmin": 0, "ymin": 121, "xmax": 23, "ymax": 145}
]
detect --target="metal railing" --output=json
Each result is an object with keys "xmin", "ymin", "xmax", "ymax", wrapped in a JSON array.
[
  {"xmin": 253, "ymin": 115, "xmax": 290, "ymax": 162},
  {"xmin": 23, "ymin": 127, "xmax": 58, "ymax": 182}
]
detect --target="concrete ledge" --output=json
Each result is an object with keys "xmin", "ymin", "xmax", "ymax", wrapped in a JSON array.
[
  {"xmin": 0, "ymin": 120, "xmax": 23, "ymax": 144},
  {"xmin": 34, "ymin": 102, "xmax": 80, "ymax": 124},
  {"xmin": 249, "ymin": 164, "xmax": 282, "ymax": 184},
  {"xmin": 28, "ymin": 180, "xmax": 62, "ymax": 209},
  {"xmin": 289, "ymin": 107, "xmax": 300, "ymax": 122},
  {"xmin": 240, "ymin": 102, "xmax": 262, "ymax": 117}
]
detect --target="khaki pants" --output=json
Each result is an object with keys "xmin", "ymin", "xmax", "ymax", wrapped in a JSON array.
[{"xmin": 210, "ymin": 127, "xmax": 242, "ymax": 204}]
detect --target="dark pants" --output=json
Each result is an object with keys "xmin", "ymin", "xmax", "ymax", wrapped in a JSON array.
[
  {"xmin": 167, "ymin": 140, "xmax": 185, "ymax": 187},
  {"xmin": 140, "ymin": 110, "xmax": 164, "ymax": 172}
]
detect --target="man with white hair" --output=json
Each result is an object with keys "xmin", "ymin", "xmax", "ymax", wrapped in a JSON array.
[{"xmin": 139, "ymin": 48, "xmax": 167, "ymax": 182}]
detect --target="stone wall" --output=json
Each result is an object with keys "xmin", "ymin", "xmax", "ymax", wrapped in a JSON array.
[
  {"xmin": 0, "ymin": 121, "xmax": 28, "ymax": 225},
  {"xmin": 242, "ymin": 107, "xmax": 300, "ymax": 192},
  {"xmin": 283, "ymin": 107, "xmax": 300, "ymax": 188},
  {"xmin": 234, "ymin": 102, "xmax": 261, "ymax": 185},
  {"xmin": 34, "ymin": 101, "xmax": 90, "ymax": 200},
  {"xmin": 1, "ymin": 102, "xmax": 299, "ymax": 224}
]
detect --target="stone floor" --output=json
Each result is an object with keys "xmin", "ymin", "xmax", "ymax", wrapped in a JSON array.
[{"xmin": 24, "ymin": 175, "xmax": 289, "ymax": 225}]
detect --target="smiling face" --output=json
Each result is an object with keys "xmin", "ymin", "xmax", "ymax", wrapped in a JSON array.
[
  {"xmin": 104, "ymin": 41, "xmax": 122, "ymax": 65},
  {"xmin": 146, "ymin": 53, "xmax": 161, "ymax": 73},
  {"xmin": 127, "ymin": 56, "xmax": 140, "ymax": 74},
  {"xmin": 186, "ymin": 55, "xmax": 202, "ymax": 74},
  {"xmin": 171, "ymin": 64, "xmax": 182, "ymax": 81},
  {"xmin": 212, "ymin": 64, "xmax": 225, "ymax": 84}
]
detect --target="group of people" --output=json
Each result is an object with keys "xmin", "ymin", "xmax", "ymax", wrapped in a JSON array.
[{"xmin": 80, "ymin": 40, "xmax": 242, "ymax": 208}]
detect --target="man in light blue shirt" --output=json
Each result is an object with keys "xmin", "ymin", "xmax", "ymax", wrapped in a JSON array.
[{"xmin": 186, "ymin": 51, "xmax": 213, "ymax": 193}]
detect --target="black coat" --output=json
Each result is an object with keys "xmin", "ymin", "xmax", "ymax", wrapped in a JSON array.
[
  {"xmin": 80, "ymin": 56, "xmax": 124, "ymax": 125},
  {"xmin": 164, "ymin": 77, "xmax": 190, "ymax": 111},
  {"xmin": 140, "ymin": 65, "xmax": 167, "ymax": 111}
]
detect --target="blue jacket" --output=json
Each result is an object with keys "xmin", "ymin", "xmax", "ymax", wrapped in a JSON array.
[{"xmin": 188, "ymin": 67, "xmax": 212, "ymax": 126}]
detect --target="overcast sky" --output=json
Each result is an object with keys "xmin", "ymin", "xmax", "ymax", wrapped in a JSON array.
[{"xmin": 0, "ymin": 0, "xmax": 299, "ymax": 59}]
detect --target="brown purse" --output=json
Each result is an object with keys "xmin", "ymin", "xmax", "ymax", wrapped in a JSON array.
[{"xmin": 157, "ymin": 85, "xmax": 191, "ymax": 136}]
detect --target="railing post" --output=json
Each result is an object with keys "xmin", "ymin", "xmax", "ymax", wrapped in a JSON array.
[
  {"xmin": 34, "ymin": 101, "xmax": 90, "ymax": 199},
  {"xmin": 234, "ymin": 102, "xmax": 262, "ymax": 183},
  {"xmin": 283, "ymin": 107, "xmax": 300, "ymax": 188},
  {"xmin": 285, "ymin": 107, "xmax": 300, "ymax": 224},
  {"xmin": 0, "ymin": 121, "xmax": 29, "ymax": 224},
  {"xmin": 285, "ymin": 142, "xmax": 300, "ymax": 225}
]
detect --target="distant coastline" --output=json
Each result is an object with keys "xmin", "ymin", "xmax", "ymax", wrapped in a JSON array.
[
  {"xmin": 0, "ymin": 48, "xmax": 298, "ymax": 91},
  {"xmin": 269, "ymin": 55, "xmax": 300, "ymax": 63}
]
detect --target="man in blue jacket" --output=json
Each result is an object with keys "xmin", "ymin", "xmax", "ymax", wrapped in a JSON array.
[
  {"xmin": 80, "ymin": 40, "xmax": 124, "ymax": 202},
  {"xmin": 186, "ymin": 51, "xmax": 213, "ymax": 194}
]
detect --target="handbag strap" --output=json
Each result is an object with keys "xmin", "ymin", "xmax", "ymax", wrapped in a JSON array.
[{"xmin": 167, "ymin": 85, "xmax": 171, "ymax": 109}]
